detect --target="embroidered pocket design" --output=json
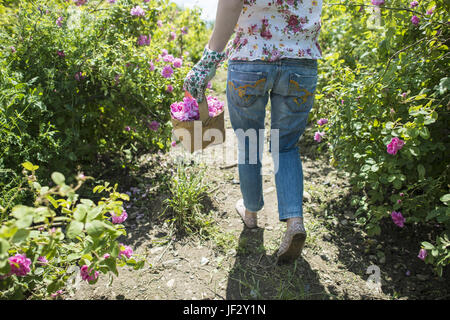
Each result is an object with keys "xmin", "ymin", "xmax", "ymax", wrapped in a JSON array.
[
  {"xmin": 289, "ymin": 79, "xmax": 313, "ymax": 106},
  {"xmin": 228, "ymin": 78, "xmax": 266, "ymax": 103}
]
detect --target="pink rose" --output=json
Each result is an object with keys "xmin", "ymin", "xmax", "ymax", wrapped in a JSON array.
[
  {"xmin": 137, "ymin": 35, "xmax": 151, "ymax": 46},
  {"xmin": 371, "ymin": 0, "xmax": 385, "ymax": 6},
  {"xmin": 386, "ymin": 137, "xmax": 405, "ymax": 155},
  {"xmin": 149, "ymin": 61, "xmax": 155, "ymax": 71},
  {"xmin": 148, "ymin": 120, "xmax": 160, "ymax": 131},
  {"xmin": 8, "ymin": 254, "xmax": 32, "ymax": 277},
  {"xmin": 37, "ymin": 256, "xmax": 48, "ymax": 265},
  {"xmin": 161, "ymin": 65, "xmax": 174, "ymax": 78},
  {"xmin": 56, "ymin": 16, "xmax": 63, "ymax": 27},
  {"xmin": 80, "ymin": 265, "xmax": 99, "ymax": 283},
  {"xmin": 173, "ymin": 58, "xmax": 183, "ymax": 68},
  {"xmin": 119, "ymin": 244, "xmax": 133, "ymax": 259},
  {"xmin": 74, "ymin": 0, "xmax": 87, "ymax": 6},
  {"xmin": 314, "ymin": 131, "xmax": 325, "ymax": 142},
  {"xmin": 411, "ymin": 15, "xmax": 420, "ymax": 25},
  {"xmin": 111, "ymin": 210, "xmax": 128, "ymax": 224},
  {"xmin": 163, "ymin": 54, "xmax": 174, "ymax": 63},
  {"xmin": 391, "ymin": 211, "xmax": 405, "ymax": 228},
  {"xmin": 130, "ymin": 6, "xmax": 145, "ymax": 17},
  {"xmin": 417, "ymin": 248, "xmax": 427, "ymax": 261}
]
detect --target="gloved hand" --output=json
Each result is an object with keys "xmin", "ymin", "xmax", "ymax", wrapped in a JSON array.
[{"xmin": 183, "ymin": 46, "xmax": 227, "ymax": 103}]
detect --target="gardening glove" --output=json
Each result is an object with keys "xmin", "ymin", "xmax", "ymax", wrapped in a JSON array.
[{"xmin": 183, "ymin": 46, "xmax": 227, "ymax": 103}]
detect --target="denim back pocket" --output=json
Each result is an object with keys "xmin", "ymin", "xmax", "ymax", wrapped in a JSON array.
[
  {"xmin": 287, "ymin": 72, "xmax": 318, "ymax": 113},
  {"xmin": 227, "ymin": 69, "xmax": 267, "ymax": 108}
]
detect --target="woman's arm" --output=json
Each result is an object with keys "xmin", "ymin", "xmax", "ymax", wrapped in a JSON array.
[
  {"xmin": 208, "ymin": 0, "xmax": 244, "ymax": 52},
  {"xmin": 183, "ymin": 0, "xmax": 243, "ymax": 101}
]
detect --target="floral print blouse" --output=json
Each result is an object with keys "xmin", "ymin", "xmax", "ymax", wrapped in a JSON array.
[{"xmin": 226, "ymin": 0, "xmax": 323, "ymax": 61}]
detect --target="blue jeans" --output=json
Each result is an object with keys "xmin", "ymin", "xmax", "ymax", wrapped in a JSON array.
[{"xmin": 226, "ymin": 58, "xmax": 318, "ymax": 221}]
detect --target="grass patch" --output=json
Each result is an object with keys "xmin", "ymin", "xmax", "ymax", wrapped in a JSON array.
[{"xmin": 163, "ymin": 161, "xmax": 213, "ymax": 237}]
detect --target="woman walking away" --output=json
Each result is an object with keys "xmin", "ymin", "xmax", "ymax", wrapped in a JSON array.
[{"xmin": 184, "ymin": 0, "xmax": 322, "ymax": 264}]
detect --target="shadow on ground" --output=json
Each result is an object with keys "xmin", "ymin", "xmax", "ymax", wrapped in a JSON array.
[
  {"xmin": 226, "ymin": 227, "xmax": 328, "ymax": 300},
  {"xmin": 326, "ymin": 192, "xmax": 450, "ymax": 299}
]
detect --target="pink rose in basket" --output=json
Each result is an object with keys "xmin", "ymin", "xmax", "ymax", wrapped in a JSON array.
[{"xmin": 170, "ymin": 94, "xmax": 224, "ymax": 122}]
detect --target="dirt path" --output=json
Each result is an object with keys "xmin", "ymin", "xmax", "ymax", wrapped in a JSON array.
[{"xmin": 69, "ymin": 68, "xmax": 448, "ymax": 300}]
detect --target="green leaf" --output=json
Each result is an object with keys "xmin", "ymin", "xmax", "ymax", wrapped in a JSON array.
[
  {"xmin": 419, "ymin": 127, "xmax": 430, "ymax": 139},
  {"xmin": 87, "ymin": 206, "xmax": 103, "ymax": 222},
  {"xmin": 80, "ymin": 199, "xmax": 94, "ymax": 207},
  {"xmin": 417, "ymin": 164, "xmax": 426, "ymax": 180},
  {"xmin": 93, "ymin": 186, "xmax": 104, "ymax": 194},
  {"xmin": 11, "ymin": 205, "xmax": 34, "ymax": 220},
  {"xmin": 409, "ymin": 147, "xmax": 419, "ymax": 157},
  {"xmin": 0, "ymin": 260, "xmax": 11, "ymax": 275},
  {"xmin": 46, "ymin": 195, "xmax": 59, "ymax": 209},
  {"xmin": 393, "ymin": 179, "xmax": 402, "ymax": 189},
  {"xmin": 111, "ymin": 245, "xmax": 119, "ymax": 258},
  {"xmin": 11, "ymin": 229, "xmax": 30, "ymax": 243},
  {"xmin": 73, "ymin": 206, "xmax": 87, "ymax": 222},
  {"xmin": 440, "ymin": 194, "xmax": 450, "ymax": 205},
  {"xmin": 85, "ymin": 220, "xmax": 106, "ymax": 237},
  {"xmin": 134, "ymin": 260, "xmax": 145, "ymax": 270},
  {"xmin": 47, "ymin": 280, "xmax": 65, "ymax": 294},
  {"xmin": 22, "ymin": 161, "xmax": 38, "ymax": 171},
  {"xmin": 34, "ymin": 267, "xmax": 44, "ymax": 276},
  {"xmin": 414, "ymin": 94, "xmax": 427, "ymax": 100},
  {"xmin": 421, "ymin": 241, "xmax": 434, "ymax": 250},
  {"xmin": 66, "ymin": 253, "xmax": 81, "ymax": 261},
  {"xmin": 103, "ymin": 258, "xmax": 118, "ymax": 276},
  {"xmin": 51, "ymin": 172, "xmax": 65, "ymax": 186},
  {"xmin": 439, "ymin": 77, "xmax": 449, "ymax": 95},
  {"xmin": 40, "ymin": 186, "xmax": 49, "ymax": 196},
  {"xmin": 0, "ymin": 225, "xmax": 17, "ymax": 238},
  {"xmin": 66, "ymin": 221, "xmax": 84, "ymax": 239},
  {"xmin": 15, "ymin": 214, "xmax": 33, "ymax": 229},
  {"xmin": 0, "ymin": 238, "xmax": 10, "ymax": 255},
  {"xmin": 120, "ymin": 193, "xmax": 130, "ymax": 201},
  {"xmin": 81, "ymin": 254, "xmax": 93, "ymax": 262}
]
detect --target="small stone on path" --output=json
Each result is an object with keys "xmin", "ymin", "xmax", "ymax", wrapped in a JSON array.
[{"xmin": 167, "ymin": 279, "xmax": 175, "ymax": 288}]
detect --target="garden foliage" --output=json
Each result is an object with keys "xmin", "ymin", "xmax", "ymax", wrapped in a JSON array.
[
  {"xmin": 315, "ymin": 0, "xmax": 449, "ymax": 275},
  {"xmin": 0, "ymin": 0, "xmax": 210, "ymax": 201},
  {"xmin": 0, "ymin": 0, "xmax": 210, "ymax": 299}
]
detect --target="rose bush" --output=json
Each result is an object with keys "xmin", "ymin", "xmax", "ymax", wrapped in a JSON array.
[
  {"xmin": 313, "ymin": 0, "xmax": 449, "ymax": 275},
  {"xmin": 0, "ymin": 0, "xmax": 210, "ymax": 209},
  {"xmin": 0, "ymin": 0, "xmax": 211, "ymax": 298},
  {"xmin": 0, "ymin": 162, "xmax": 144, "ymax": 299}
]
